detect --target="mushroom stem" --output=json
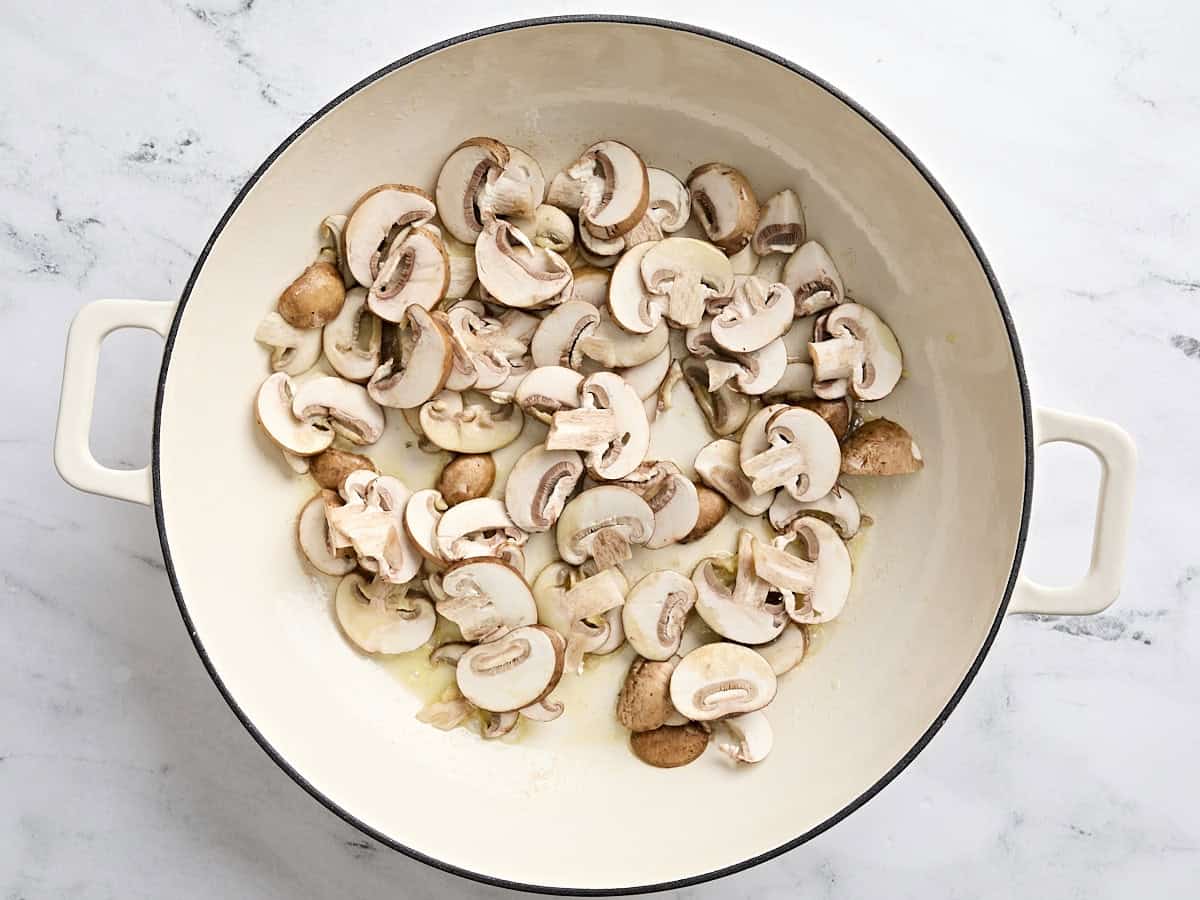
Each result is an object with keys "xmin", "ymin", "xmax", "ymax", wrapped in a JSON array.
[
  {"xmin": 666, "ymin": 278, "xmax": 708, "ymax": 329},
  {"xmin": 546, "ymin": 408, "xmax": 617, "ymax": 452},
  {"xmin": 808, "ymin": 332, "xmax": 860, "ymax": 382},
  {"xmin": 742, "ymin": 444, "xmax": 809, "ymax": 495},
  {"xmin": 590, "ymin": 527, "xmax": 633, "ymax": 570},
  {"xmin": 751, "ymin": 537, "xmax": 818, "ymax": 595}
]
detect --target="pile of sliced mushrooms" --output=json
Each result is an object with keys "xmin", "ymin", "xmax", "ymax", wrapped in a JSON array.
[{"xmin": 253, "ymin": 137, "xmax": 925, "ymax": 768}]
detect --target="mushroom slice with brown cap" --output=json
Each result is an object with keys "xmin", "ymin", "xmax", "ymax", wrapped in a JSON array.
[
  {"xmin": 570, "ymin": 266, "xmax": 610, "ymax": 307},
  {"xmin": 367, "ymin": 225, "xmax": 449, "ymax": 322},
  {"xmin": 692, "ymin": 530, "xmax": 787, "ymax": 644},
  {"xmin": 520, "ymin": 697, "xmax": 565, "ymax": 722},
  {"xmin": 631, "ymin": 723, "xmax": 709, "ymax": 768},
  {"xmin": 808, "ymin": 303, "xmax": 904, "ymax": 401},
  {"xmin": 793, "ymin": 396, "xmax": 854, "ymax": 440},
  {"xmin": 640, "ymin": 237, "xmax": 734, "ymax": 328},
  {"xmin": 686, "ymin": 163, "xmax": 760, "ymax": 253},
  {"xmin": 607, "ymin": 241, "xmax": 666, "ymax": 335},
  {"xmin": 578, "ymin": 307, "xmax": 669, "ymax": 368},
  {"xmin": 617, "ymin": 656, "xmax": 681, "ymax": 732},
  {"xmin": 755, "ymin": 621, "xmax": 807, "ymax": 676},
  {"xmin": 576, "ymin": 217, "xmax": 625, "ymax": 257},
  {"xmin": 292, "ymin": 376, "xmax": 385, "ymax": 446},
  {"xmin": 530, "ymin": 300, "xmax": 599, "ymax": 369},
  {"xmin": 456, "ymin": 624, "xmax": 565, "ymax": 713},
  {"xmin": 670, "ymin": 641, "xmax": 778, "ymax": 721},
  {"xmin": 437, "ymin": 558, "xmax": 538, "ymax": 643},
  {"xmin": 693, "ymin": 438, "xmax": 773, "ymax": 516},
  {"xmin": 335, "ymin": 573, "xmax": 436, "ymax": 655},
  {"xmin": 618, "ymin": 346, "xmax": 671, "ymax": 401},
  {"xmin": 739, "ymin": 405, "xmax": 841, "ymax": 500},
  {"xmin": 616, "ymin": 461, "xmax": 700, "ymax": 549},
  {"xmin": 710, "ymin": 276, "xmax": 795, "ymax": 353},
  {"xmin": 752, "ymin": 189, "xmax": 806, "ymax": 256},
  {"xmin": 344, "ymin": 184, "xmax": 436, "ymax": 287},
  {"xmin": 840, "ymin": 418, "xmax": 924, "ymax": 475},
  {"xmin": 505, "ymin": 445, "xmax": 585, "ymax": 533},
  {"xmin": 646, "ymin": 168, "xmax": 690, "ymax": 233},
  {"xmin": 782, "ymin": 240, "xmax": 845, "ymax": 316},
  {"xmin": 255, "ymin": 312, "xmax": 322, "ymax": 376},
  {"xmin": 434, "ymin": 138, "xmax": 511, "ymax": 244},
  {"xmin": 437, "ymin": 454, "xmax": 494, "ymax": 506},
  {"xmin": 322, "ymin": 288, "xmax": 382, "ymax": 382},
  {"xmin": 297, "ymin": 492, "xmax": 356, "ymax": 575},
  {"xmin": 487, "ymin": 144, "xmax": 545, "ymax": 218},
  {"xmin": 753, "ymin": 517, "xmax": 852, "ymax": 624},
  {"xmin": 474, "ymin": 220, "xmax": 573, "ymax": 308},
  {"xmin": 769, "ymin": 483, "xmax": 861, "ymax": 539},
  {"xmin": 256, "ymin": 373, "xmax": 334, "ymax": 456},
  {"xmin": 309, "ymin": 448, "xmax": 376, "ymax": 490},
  {"xmin": 319, "ymin": 213, "xmax": 355, "ymax": 288},
  {"xmin": 435, "ymin": 497, "xmax": 526, "ymax": 562},
  {"xmin": 439, "ymin": 301, "xmax": 528, "ymax": 392},
  {"xmin": 513, "ymin": 365, "xmax": 583, "ymax": 425},
  {"xmin": 556, "ymin": 485, "xmax": 654, "ymax": 570},
  {"xmin": 716, "ymin": 710, "xmax": 773, "ymax": 764},
  {"xmin": 419, "ymin": 390, "xmax": 525, "ymax": 453},
  {"xmin": 622, "ymin": 570, "xmax": 697, "ymax": 660},
  {"xmin": 403, "ymin": 488, "xmax": 447, "ymax": 562},
  {"xmin": 367, "ymin": 306, "xmax": 453, "ymax": 409},
  {"xmin": 510, "ymin": 204, "xmax": 574, "ymax": 254},
  {"xmin": 683, "ymin": 483, "xmax": 729, "ymax": 543},
  {"xmin": 324, "ymin": 475, "xmax": 421, "ymax": 583},
  {"xmin": 547, "ymin": 371, "xmax": 650, "ymax": 480},
  {"xmin": 565, "ymin": 140, "xmax": 649, "ymax": 239},
  {"xmin": 680, "ymin": 357, "xmax": 752, "ymax": 438}
]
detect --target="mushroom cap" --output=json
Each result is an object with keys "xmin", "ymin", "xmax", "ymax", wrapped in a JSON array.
[
  {"xmin": 513, "ymin": 365, "xmax": 583, "ymax": 424},
  {"xmin": 727, "ymin": 242, "xmax": 760, "ymax": 276},
  {"xmin": 577, "ymin": 140, "xmax": 650, "ymax": 239},
  {"xmin": 692, "ymin": 537, "xmax": 788, "ymax": 645},
  {"xmin": 680, "ymin": 357, "xmax": 752, "ymax": 437},
  {"xmin": 578, "ymin": 307, "xmax": 670, "ymax": 368},
  {"xmin": 255, "ymin": 312, "xmax": 323, "ymax": 376},
  {"xmin": 437, "ymin": 454, "xmax": 495, "ymax": 506},
  {"xmin": 344, "ymin": 184, "xmax": 436, "ymax": 287},
  {"xmin": 782, "ymin": 240, "xmax": 845, "ymax": 316},
  {"xmin": 752, "ymin": 189, "xmax": 806, "ymax": 256},
  {"xmin": 683, "ymin": 483, "xmax": 730, "ymax": 543},
  {"xmin": 578, "ymin": 371, "xmax": 650, "ymax": 480},
  {"xmin": 435, "ymin": 497, "xmax": 525, "ymax": 561},
  {"xmin": 706, "ymin": 336, "xmax": 789, "ymax": 396},
  {"xmin": 367, "ymin": 306, "xmax": 453, "ymax": 409},
  {"xmin": 434, "ymin": 137, "xmax": 510, "ymax": 244},
  {"xmin": 556, "ymin": 485, "xmax": 654, "ymax": 566},
  {"xmin": 607, "ymin": 241, "xmax": 666, "ymax": 335},
  {"xmin": 475, "ymin": 220, "xmax": 573, "ymax": 309},
  {"xmin": 640, "ymin": 237, "xmax": 735, "ymax": 328},
  {"xmin": 402, "ymin": 488, "xmax": 447, "ymax": 562},
  {"xmin": 255, "ymin": 373, "xmax": 334, "ymax": 455},
  {"xmin": 693, "ymin": 438, "xmax": 773, "ymax": 516},
  {"xmin": 622, "ymin": 570, "xmax": 698, "ymax": 661},
  {"xmin": 291, "ymin": 375, "xmax": 386, "ymax": 446},
  {"xmin": 530, "ymin": 299, "xmax": 599, "ymax": 368},
  {"xmin": 322, "ymin": 288, "xmax": 382, "ymax": 382},
  {"xmin": 739, "ymin": 404, "xmax": 841, "ymax": 501},
  {"xmin": 840, "ymin": 417, "xmax": 924, "ymax": 475},
  {"xmin": 793, "ymin": 396, "xmax": 854, "ymax": 441},
  {"xmin": 710, "ymin": 276, "xmax": 795, "ymax": 353},
  {"xmin": 618, "ymin": 461, "xmax": 700, "ymax": 549},
  {"xmin": 630, "ymin": 723, "xmax": 709, "ymax": 768},
  {"xmin": 769, "ymin": 483, "xmax": 861, "ymax": 539},
  {"xmin": 511, "ymin": 203, "xmax": 575, "ymax": 253},
  {"xmin": 686, "ymin": 163, "xmax": 760, "ymax": 254},
  {"xmin": 520, "ymin": 697, "xmax": 565, "ymax": 722},
  {"xmin": 646, "ymin": 167, "xmax": 690, "ymax": 232},
  {"xmin": 811, "ymin": 304, "xmax": 904, "ymax": 402},
  {"xmin": 505, "ymin": 445, "xmax": 585, "ymax": 533},
  {"xmin": 618, "ymin": 346, "xmax": 672, "ymax": 401},
  {"xmin": 716, "ymin": 710, "xmax": 774, "ymax": 764},
  {"xmin": 438, "ymin": 558, "xmax": 538, "ymax": 644},
  {"xmin": 616, "ymin": 656, "xmax": 681, "ymax": 732},
  {"xmin": 754, "ymin": 621, "xmax": 807, "ymax": 676},
  {"xmin": 577, "ymin": 217, "xmax": 625, "ymax": 256},
  {"xmin": 366, "ymin": 225, "xmax": 450, "ymax": 322},
  {"xmin": 309, "ymin": 448, "xmax": 377, "ymax": 491},
  {"xmin": 769, "ymin": 516, "xmax": 852, "ymax": 624},
  {"xmin": 335, "ymin": 573, "xmax": 436, "ymax": 655},
  {"xmin": 297, "ymin": 492, "xmax": 356, "ymax": 575},
  {"xmin": 670, "ymin": 642, "xmax": 778, "ymax": 721},
  {"xmin": 569, "ymin": 266, "xmax": 611, "ymax": 307},
  {"xmin": 419, "ymin": 390, "xmax": 525, "ymax": 453},
  {"xmin": 456, "ymin": 624, "xmax": 565, "ymax": 712},
  {"xmin": 278, "ymin": 260, "xmax": 346, "ymax": 331}
]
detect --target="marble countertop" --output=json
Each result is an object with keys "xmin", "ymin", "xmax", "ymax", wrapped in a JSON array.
[{"xmin": 3, "ymin": 1, "xmax": 1197, "ymax": 897}]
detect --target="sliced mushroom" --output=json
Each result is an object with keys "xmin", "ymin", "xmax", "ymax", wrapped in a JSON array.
[
  {"xmin": 434, "ymin": 138, "xmax": 542, "ymax": 243},
  {"xmin": 567, "ymin": 140, "xmax": 649, "ymax": 239},
  {"xmin": 556, "ymin": 485, "xmax": 654, "ymax": 570},
  {"xmin": 715, "ymin": 710, "xmax": 773, "ymax": 764},
  {"xmin": 335, "ymin": 573, "xmax": 436, "ymax": 654},
  {"xmin": 513, "ymin": 365, "xmax": 583, "ymax": 425},
  {"xmin": 557, "ymin": 567, "xmax": 629, "ymax": 672},
  {"xmin": 439, "ymin": 300, "xmax": 528, "ymax": 392},
  {"xmin": 569, "ymin": 266, "xmax": 611, "ymax": 307},
  {"xmin": 622, "ymin": 571, "xmax": 698, "ymax": 660},
  {"xmin": 490, "ymin": 144, "xmax": 545, "ymax": 218},
  {"xmin": 618, "ymin": 346, "xmax": 671, "ymax": 401},
  {"xmin": 710, "ymin": 276, "xmax": 795, "ymax": 353},
  {"xmin": 578, "ymin": 307, "xmax": 670, "ymax": 368},
  {"xmin": 344, "ymin": 184, "xmax": 436, "ymax": 287},
  {"xmin": 255, "ymin": 373, "xmax": 334, "ymax": 455},
  {"xmin": 739, "ymin": 405, "xmax": 841, "ymax": 500},
  {"xmin": 752, "ymin": 517, "xmax": 852, "ymax": 624},
  {"xmin": 309, "ymin": 448, "xmax": 377, "ymax": 491},
  {"xmin": 546, "ymin": 371, "xmax": 650, "ymax": 480},
  {"xmin": 606, "ymin": 241, "xmax": 666, "ymax": 334},
  {"xmin": 683, "ymin": 484, "xmax": 729, "ymax": 543},
  {"xmin": 840, "ymin": 418, "xmax": 924, "ymax": 475},
  {"xmin": 680, "ymin": 357, "xmax": 752, "ymax": 437},
  {"xmin": 291, "ymin": 375, "xmax": 385, "ymax": 446},
  {"xmin": 693, "ymin": 438, "xmax": 773, "ymax": 516},
  {"xmin": 794, "ymin": 396, "xmax": 854, "ymax": 441},
  {"xmin": 504, "ymin": 445, "xmax": 585, "ymax": 532},
  {"xmin": 442, "ymin": 232, "xmax": 478, "ymax": 300},
  {"xmin": 437, "ymin": 558, "xmax": 538, "ymax": 643},
  {"xmin": 727, "ymin": 242, "xmax": 759, "ymax": 276},
  {"xmin": 324, "ymin": 475, "xmax": 421, "ymax": 583},
  {"xmin": 322, "ymin": 288, "xmax": 382, "ymax": 382},
  {"xmin": 456, "ymin": 624, "xmax": 565, "ymax": 712},
  {"xmin": 807, "ymin": 304, "xmax": 903, "ymax": 401},
  {"xmin": 297, "ymin": 492, "xmax": 356, "ymax": 575},
  {"xmin": 403, "ymin": 488, "xmax": 447, "ymax": 562},
  {"xmin": 618, "ymin": 212, "xmax": 664, "ymax": 250},
  {"xmin": 769, "ymin": 483, "xmax": 861, "ymax": 539},
  {"xmin": 429, "ymin": 641, "xmax": 470, "ymax": 667},
  {"xmin": 519, "ymin": 697, "xmax": 565, "ymax": 722},
  {"xmin": 616, "ymin": 461, "xmax": 700, "ymax": 548},
  {"xmin": 510, "ymin": 204, "xmax": 575, "ymax": 253},
  {"xmin": 281, "ymin": 450, "xmax": 310, "ymax": 474},
  {"xmin": 752, "ymin": 189, "xmax": 805, "ymax": 256},
  {"xmin": 416, "ymin": 688, "xmax": 476, "ymax": 730},
  {"xmin": 255, "ymin": 312, "xmax": 322, "ymax": 375},
  {"xmin": 482, "ymin": 710, "xmax": 520, "ymax": 739},
  {"xmin": 530, "ymin": 300, "xmax": 599, "ymax": 368},
  {"xmin": 782, "ymin": 240, "xmax": 845, "ymax": 316},
  {"xmin": 474, "ymin": 220, "xmax": 573, "ymax": 308},
  {"xmin": 436, "ymin": 454, "xmax": 494, "ymax": 506},
  {"xmin": 367, "ymin": 225, "xmax": 449, "ymax": 322},
  {"xmin": 670, "ymin": 641, "xmax": 778, "ymax": 720},
  {"xmin": 435, "ymin": 497, "xmax": 525, "ymax": 561},
  {"xmin": 617, "ymin": 656, "xmax": 681, "ymax": 732},
  {"xmin": 754, "ymin": 252, "xmax": 786, "ymax": 284},
  {"xmin": 319, "ymin": 213, "xmax": 355, "ymax": 287},
  {"xmin": 707, "ymin": 339, "xmax": 788, "ymax": 396},
  {"xmin": 640, "ymin": 237, "xmax": 734, "ymax": 328},
  {"xmin": 754, "ymin": 621, "xmax": 807, "ymax": 676},
  {"xmin": 686, "ymin": 163, "xmax": 759, "ymax": 253},
  {"xmin": 692, "ymin": 530, "xmax": 787, "ymax": 644},
  {"xmin": 577, "ymin": 217, "xmax": 625, "ymax": 257},
  {"xmin": 367, "ymin": 306, "xmax": 453, "ymax": 409},
  {"xmin": 630, "ymin": 723, "xmax": 709, "ymax": 768},
  {"xmin": 645, "ymin": 168, "xmax": 690, "ymax": 233},
  {"xmin": 419, "ymin": 390, "xmax": 525, "ymax": 453},
  {"xmin": 278, "ymin": 260, "xmax": 346, "ymax": 329}
]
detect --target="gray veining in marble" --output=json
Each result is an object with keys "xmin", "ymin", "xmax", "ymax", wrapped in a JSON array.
[{"xmin": 3, "ymin": 1, "xmax": 1198, "ymax": 897}]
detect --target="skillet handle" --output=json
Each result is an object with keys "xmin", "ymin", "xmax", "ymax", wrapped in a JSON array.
[
  {"xmin": 1008, "ymin": 407, "xmax": 1137, "ymax": 616},
  {"xmin": 54, "ymin": 299, "xmax": 178, "ymax": 506}
]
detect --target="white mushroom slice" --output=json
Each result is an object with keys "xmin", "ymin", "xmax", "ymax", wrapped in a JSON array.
[
  {"xmin": 556, "ymin": 485, "xmax": 654, "ymax": 570},
  {"xmin": 782, "ymin": 241, "xmax": 845, "ymax": 316},
  {"xmin": 322, "ymin": 288, "xmax": 382, "ymax": 382},
  {"xmin": 344, "ymin": 184, "xmax": 436, "ymax": 287},
  {"xmin": 435, "ymin": 497, "xmax": 526, "ymax": 561},
  {"xmin": 578, "ymin": 307, "xmax": 670, "ymax": 368},
  {"xmin": 320, "ymin": 213, "xmax": 355, "ymax": 287},
  {"xmin": 434, "ymin": 137, "xmax": 509, "ymax": 244},
  {"xmin": 769, "ymin": 483, "xmax": 861, "ymax": 539},
  {"xmin": 323, "ymin": 476, "xmax": 420, "ymax": 583},
  {"xmin": 622, "ymin": 570, "xmax": 698, "ymax": 661},
  {"xmin": 456, "ymin": 625, "xmax": 565, "ymax": 712},
  {"xmin": 367, "ymin": 225, "xmax": 449, "ymax": 321},
  {"xmin": 255, "ymin": 373, "xmax": 334, "ymax": 455},
  {"xmin": 686, "ymin": 163, "xmax": 759, "ymax": 253},
  {"xmin": 645, "ymin": 167, "xmax": 690, "ymax": 232},
  {"xmin": 571, "ymin": 140, "xmax": 649, "ymax": 239},
  {"xmin": 692, "ymin": 530, "xmax": 787, "ymax": 644},
  {"xmin": 617, "ymin": 461, "xmax": 700, "ymax": 549},
  {"xmin": 513, "ymin": 365, "xmax": 583, "ymax": 424},
  {"xmin": 510, "ymin": 204, "xmax": 574, "ymax": 253},
  {"xmin": 607, "ymin": 241, "xmax": 665, "ymax": 335},
  {"xmin": 339, "ymin": 468, "xmax": 377, "ymax": 505},
  {"xmin": 429, "ymin": 642, "xmax": 470, "ymax": 667},
  {"xmin": 711, "ymin": 276, "xmax": 795, "ymax": 353},
  {"xmin": 577, "ymin": 217, "xmax": 625, "ymax": 256},
  {"xmin": 753, "ymin": 517, "xmax": 852, "ymax": 624},
  {"xmin": 519, "ymin": 697, "xmax": 565, "ymax": 722},
  {"xmin": 281, "ymin": 449, "xmax": 310, "ymax": 474},
  {"xmin": 416, "ymin": 688, "xmax": 476, "ymax": 730},
  {"xmin": 291, "ymin": 376, "xmax": 385, "ymax": 446},
  {"xmin": 693, "ymin": 438, "xmax": 773, "ymax": 515},
  {"xmin": 335, "ymin": 573, "xmax": 435, "ymax": 654},
  {"xmin": 437, "ymin": 558, "xmax": 538, "ymax": 643},
  {"xmin": 752, "ymin": 189, "xmax": 806, "ymax": 256},
  {"xmin": 530, "ymin": 300, "xmax": 599, "ymax": 368},
  {"xmin": 403, "ymin": 488, "xmax": 448, "ymax": 562},
  {"xmin": 505, "ymin": 445, "xmax": 585, "ymax": 533},
  {"xmin": 727, "ymin": 242, "xmax": 759, "ymax": 276},
  {"xmin": 419, "ymin": 391, "xmax": 525, "ymax": 453},
  {"xmin": 255, "ymin": 312, "xmax": 322, "ymax": 375},
  {"xmin": 590, "ymin": 606, "xmax": 626, "ymax": 655},
  {"xmin": 297, "ymin": 492, "xmax": 355, "ymax": 575},
  {"xmin": 366, "ymin": 475, "xmax": 423, "ymax": 583},
  {"xmin": 570, "ymin": 266, "xmax": 611, "ymax": 307},
  {"xmin": 705, "ymin": 336, "xmax": 788, "ymax": 396},
  {"xmin": 560, "ymin": 568, "xmax": 628, "ymax": 672},
  {"xmin": 640, "ymin": 237, "xmax": 735, "ymax": 328},
  {"xmin": 739, "ymin": 405, "xmax": 840, "ymax": 501},
  {"xmin": 618, "ymin": 346, "xmax": 671, "ymax": 401},
  {"xmin": 754, "ymin": 252, "xmax": 786, "ymax": 284},
  {"xmin": 438, "ymin": 301, "xmax": 528, "ymax": 392},
  {"xmin": 442, "ymin": 232, "xmax": 478, "ymax": 300},
  {"xmin": 546, "ymin": 371, "xmax": 649, "ymax": 480},
  {"xmin": 716, "ymin": 710, "xmax": 773, "ymax": 764},
  {"xmin": 621, "ymin": 212, "xmax": 665, "ymax": 250},
  {"xmin": 807, "ymin": 303, "xmax": 904, "ymax": 401},
  {"xmin": 475, "ymin": 220, "xmax": 573, "ymax": 308},
  {"xmin": 482, "ymin": 710, "xmax": 520, "ymax": 739},
  {"xmin": 680, "ymin": 358, "xmax": 752, "ymax": 438},
  {"xmin": 670, "ymin": 642, "xmax": 777, "ymax": 721},
  {"xmin": 576, "ymin": 244, "xmax": 621, "ymax": 269},
  {"xmin": 367, "ymin": 306, "xmax": 453, "ymax": 409},
  {"xmin": 489, "ymin": 144, "xmax": 545, "ymax": 218},
  {"xmin": 755, "ymin": 621, "xmax": 807, "ymax": 676}
]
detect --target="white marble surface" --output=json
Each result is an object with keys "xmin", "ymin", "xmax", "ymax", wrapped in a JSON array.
[{"xmin": 3, "ymin": 1, "xmax": 1198, "ymax": 896}]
